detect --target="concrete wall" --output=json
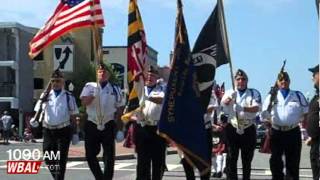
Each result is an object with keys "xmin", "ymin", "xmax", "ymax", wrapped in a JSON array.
[
  {"xmin": 17, "ymin": 28, "xmax": 34, "ymax": 112},
  {"xmin": 33, "ymin": 28, "xmax": 93, "ymax": 98}
]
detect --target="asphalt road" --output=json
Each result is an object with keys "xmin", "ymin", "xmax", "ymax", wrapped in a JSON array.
[{"xmin": 0, "ymin": 141, "xmax": 313, "ymax": 180}]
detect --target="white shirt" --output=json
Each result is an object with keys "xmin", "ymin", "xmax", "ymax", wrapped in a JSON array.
[
  {"xmin": 80, "ymin": 82, "xmax": 124, "ymax": 128},
  {"xmin": 221, "ymin": 88, "xmax": 262, "ymax": 129},
  {"xmin": 262, "ymin": 90, "xmax": 308, "ymax": 126},
  {"xmin": 204, "ymin": 91, "xmax": 219, "ymax": 129},
  {"xmin": 34, "ymin": 90, "xmax": 79, "ymax": 126},
  {"xmin": 141, "ymin": 84, "xmax": 165, "ymax": 126},
  {"xmin": 1, "ymin": 115, "xmax": 13, "ymax": 130}
]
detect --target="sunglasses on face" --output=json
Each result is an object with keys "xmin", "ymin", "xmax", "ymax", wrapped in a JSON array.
[
  {"xmin": 236, "ymin": 77, "xmax": 247, "ymax": 81},
  {"xmin": 278, "ymin": 78, "xmax": 289, "ymax": 82},
  {"xmin": 51, "ymin": 79, "xmax": 62, "ymax": 83}
]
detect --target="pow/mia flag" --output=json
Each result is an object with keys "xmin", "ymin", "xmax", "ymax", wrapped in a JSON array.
[
  {"xmin": 192, "ymin": 0, "xmax": 230, "ymax": 111},
  {"xmin": 317, "ymin": 0, "xmax": 319, "ymax": 16}
]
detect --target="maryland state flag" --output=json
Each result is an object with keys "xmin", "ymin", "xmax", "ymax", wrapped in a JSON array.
[
  {"xmin": 159, "ymin": 0, "xmax": 210, "ymax": 175},
  {"xmin": 192, "ymin": 0, "xmax": 230, "ymax": 112},
  {"xmin": 122, "ymin": 0, "xmax": 147, "ymax": 121}
]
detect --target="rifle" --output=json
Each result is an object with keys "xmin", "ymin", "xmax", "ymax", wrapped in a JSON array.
[
  {"xmin": 267, "ymin": 60, "xmax": 287, "ymax": 113},
  {"xmin": 260, "ymin": 60, "xmax": 286, "ymax": 153},
  {"xmin": 29, "ymin": 81, "xmax": 52, "ymax": 128}
]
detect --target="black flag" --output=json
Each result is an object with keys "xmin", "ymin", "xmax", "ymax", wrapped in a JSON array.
[
  {"xmin": 317, "ymin": 0, "xmax": 319, "ymax": 16},
  {"xmin": 192, "ymin": 0, "xmax": 231, "ymax": 111}
]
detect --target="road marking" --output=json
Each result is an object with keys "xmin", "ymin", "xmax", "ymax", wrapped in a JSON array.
[
  {"xmin": 167, "ymin": 164, "xmax": 182, "ymax": 171},
  {"xmin": 66, "ymin": 161, "xmax": 84, "ymax": 168},
  {"xmin": 114, "ymin": 163, "xmax": 134, "ymax": 170},
  {"xmin": 264, "ymin": 170, "xmax": 272, "ymax": 175},
  {"xmin": 0, "ymin": 160, "xmax": 313, "ymax": 178}
]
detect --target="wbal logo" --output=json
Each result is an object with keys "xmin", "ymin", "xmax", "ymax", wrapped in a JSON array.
[{"xmin": 6, "ymin": 149, "xmax": 60, "ymax": 174}]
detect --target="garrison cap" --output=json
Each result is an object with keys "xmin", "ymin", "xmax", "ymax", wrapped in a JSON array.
[
  {"xmin": 308, "ymin": 65, "xmax": 319, "ymax": 75},
  {"xmin": 51, "ymin": 69, "xmax": 64, "ymax": 79},
  {"xmin": 97, "ymin": 62, "xmax": 107, "ymax": 70},
  {"xmin": 234, "ymin": 69, "xmax": 248, "ymax": 80},
  {"xmin": 277, "ymin": 71, "xmax": 290, "ymax": 82},
  {"xmin": 147, "ymin": 66, "xmax": 159, "ymax": 75}
]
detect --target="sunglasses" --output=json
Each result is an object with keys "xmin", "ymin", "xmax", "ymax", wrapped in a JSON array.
[
  {"xmin": 51, "ymin": 79, "xmax": 62, "ymax": 83},
  {"xmin": 236, "ymin": 77, "xmax": 247, "ymax": 81},
  {"xmin": 278, "ymin": 78, "xmax": 289, "ymax": 82}
]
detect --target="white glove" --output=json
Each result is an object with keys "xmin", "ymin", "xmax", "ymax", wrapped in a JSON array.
[
  {"xmin": 71, "ymin": 134, "xmax": 79, "ymax": 145},
  {"xmin": 260, "ymin": 111, "xmax": 271, "ymax": 120},
  {"xmin": 30, "ymin": 118, "xmax": 39, "ymax": 128},
  {"xmin": 92, "ymin": 88, "xmax": 99, "ymax": 97},
  {"xmin": 230, "ymin": 90, "xmax": 237, "ymax": 100},
  {"xmin": 115, "ymin": 131, "xmax": 125, "ymax": 143},
  {"xmin": 233, "ymin": 103, "xmax": 244, "ymax": 112}
]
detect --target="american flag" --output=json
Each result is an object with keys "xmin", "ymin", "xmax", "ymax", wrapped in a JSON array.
[{"xmin": 29, "ymin": 0, "xmax": 104, "ymax": 59}]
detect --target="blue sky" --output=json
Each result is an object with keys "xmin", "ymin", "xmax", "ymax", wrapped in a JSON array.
[{"xmin": 1, "ymin": 0, "xmax": 318, "ymax": 98}]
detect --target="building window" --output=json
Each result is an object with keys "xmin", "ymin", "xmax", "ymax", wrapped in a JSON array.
[{"xmin": 34, "ymin": 78, "xmax": 44, "ymax": 89}]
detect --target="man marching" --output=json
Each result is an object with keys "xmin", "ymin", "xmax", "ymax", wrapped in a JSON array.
[
  {"xmin": 80, "ymin": 63, "xmax": 124, "ymax": 180},
  {"xmin": 221, "ymin": 69, "xmax": 262, "ymax": 180},
  {"xmin": 261, "ymin": 71, "xmax": 308, "ymax": 180},
  {"xmin": 132, "ymin": 66, "xmax": 167, "ymax": 180},
  {"xmin": 306, "ymin": 65, "xmax": 320, "ymax": 180},
  {"xmin": 33, "ymin": 70, "xmax": 79, "ymax": 180}
]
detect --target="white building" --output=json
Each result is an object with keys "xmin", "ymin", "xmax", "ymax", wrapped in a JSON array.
[
  {"xmin": 102, "ymin": 46, "xmax": 158, "ymax": 91},
  {"xmin": 0, "ymin": 22, "xmax": 37, "ymax": 137}
]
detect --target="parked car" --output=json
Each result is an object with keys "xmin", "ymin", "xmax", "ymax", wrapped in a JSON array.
[{"xmin": 256, "ymin": 124, "xmax": 267, "ymax": 147}]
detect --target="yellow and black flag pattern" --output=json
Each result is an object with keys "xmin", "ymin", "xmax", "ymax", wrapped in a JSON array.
[{"xmin": 122, "ymin": 0, "xmax": 147, "ymax": 121}]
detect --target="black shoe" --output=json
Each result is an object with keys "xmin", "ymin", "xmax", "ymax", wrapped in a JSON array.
[
  {"xmin": 216, "ymin": 172, "xmax": 222, "ymax": 178},
  {"xmin": 212, "ymin": 172, "xmax": 217, "ymax": 177},
  {"xmin": 164, "ymin": 165, "xmax": 168, "ymax": 171}
]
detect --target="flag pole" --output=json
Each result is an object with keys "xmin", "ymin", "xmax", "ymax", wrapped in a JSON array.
[
  {"xmin": 91, "ymin": 0, "xmax": 104, "ymax": 129},
  {"xmin": 218, "ymin": 0, "xmax": 234, "ymax": 89}
]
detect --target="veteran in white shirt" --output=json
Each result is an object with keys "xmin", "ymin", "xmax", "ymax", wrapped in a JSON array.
[
  {"xmin": 34, "ymin": 70, "xmax": 78, "ymax": 180},
  {"xmin": 261, "ymin": 71, "xmax": 308, "ymax": 180},
  {"xmin": 221, "ymin": 69, "xmax": 262, "ymax": 180},
  {"xmin": 80, "ymin": 63, "xmax": 124, "ymax": 180},
  {"xmin": 134, "ymin": 66, "xmax": 167, "ymax": 180}
]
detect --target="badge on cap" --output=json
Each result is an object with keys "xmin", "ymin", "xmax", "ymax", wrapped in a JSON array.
[
  {"xmin": 234, "ymin": 69, "xmax": 248, "ymax": 80},
  {"xmin": 51, "ymin": 69, "xmax": 64, "ymax": 78},
  {"xmin": 277, "ymin": 71, "xmax": 290, "ymax": 81}
]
